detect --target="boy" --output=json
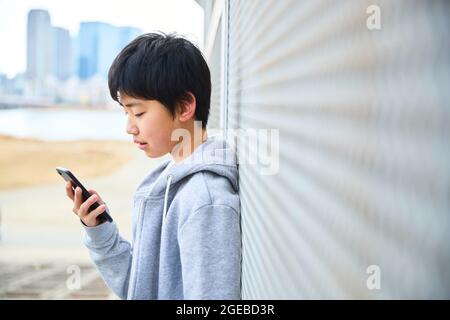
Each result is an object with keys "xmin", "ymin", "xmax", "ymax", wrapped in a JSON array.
[{"xmin": 64, "ymin": 33, "xmax": 241, "ymax": 300}]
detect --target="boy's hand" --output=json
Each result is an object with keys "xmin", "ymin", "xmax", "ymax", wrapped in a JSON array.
[{"xmin": 65, "ymin": 181, "xmax": 108, "ymax": 227}]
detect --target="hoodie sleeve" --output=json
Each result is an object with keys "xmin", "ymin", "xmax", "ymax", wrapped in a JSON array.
[
  {"xmin": 82, "ymin": 221, "xmax": 132, "ymax": 299},
  {"xmin": 179, "ymin": 204, "xmax": 241, "ymax": 300}
]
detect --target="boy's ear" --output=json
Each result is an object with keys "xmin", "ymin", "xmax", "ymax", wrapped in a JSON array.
[{"xmin": 176, "ymin": 92, "xmax": 196, "ymax": 123}]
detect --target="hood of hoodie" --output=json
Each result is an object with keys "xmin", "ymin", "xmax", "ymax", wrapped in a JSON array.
[{"xmin": 136, "ymin": 135, "xmax": 239, "ymax": 197}]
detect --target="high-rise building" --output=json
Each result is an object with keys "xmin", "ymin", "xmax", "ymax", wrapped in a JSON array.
[
  {"xmin": 77, "ymin": 22, "xmax": 99, "ymax": 79},
  {"xmin": 71, "ymin": 35, "xmax": 79, "ymax": 78},
  {"xmin": 117, "ymin": 26, "xmax": 141, "ymax": 51},
  {"xmin": 26, "ymin": 9, "xmax": 53, "ymax": 81},
  {"xmin": 53, "ymin": 26, "xmax": 72, "ymax": 81},
  {"xmin": 77, "ymin": 22, "xmax": 142, "ymax": 80},
  {"xmin": 96, "ymin": 22, "xmax": 122, "ymax": 80}
]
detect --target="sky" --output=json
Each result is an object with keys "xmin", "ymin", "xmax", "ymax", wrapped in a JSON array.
[{"xmin": 0, "ymin": 0, "xmax": 204, "ymax": 77}]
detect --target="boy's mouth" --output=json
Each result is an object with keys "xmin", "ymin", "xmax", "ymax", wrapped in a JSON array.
[{"xmin": 134, "ymin": 140, "xmax": 148, "ymax": 150}]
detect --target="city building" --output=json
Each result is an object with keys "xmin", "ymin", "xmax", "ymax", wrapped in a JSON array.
[
  {"xmin": 78, "ymin": 22, "xmax": 141, "ymax": 80},
  {"xmin": 53, "ymin": 26, "xmax": 72, "ymax": 81},
  {"xmin": 26, "ymin": 9, "xmax": 53, "ymax": 81}
]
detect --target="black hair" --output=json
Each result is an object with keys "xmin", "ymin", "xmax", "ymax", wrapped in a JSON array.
[{"xmin": 108, "ymin": 32, "xmax": 211, "ymax": 128}]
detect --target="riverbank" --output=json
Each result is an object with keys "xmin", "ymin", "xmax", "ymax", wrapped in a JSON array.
[
  {"xmin": 0, "ymin": 137, "xmax": 165, "ymax": 264},
  {"xmin": 0, "ymin": 135, "xmax": 135, "ymax": 190}
]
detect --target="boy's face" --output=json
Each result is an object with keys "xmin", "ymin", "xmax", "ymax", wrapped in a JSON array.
[{"xmin": 119, "ymin": 93, "xmax": 178, "ymax": 158}]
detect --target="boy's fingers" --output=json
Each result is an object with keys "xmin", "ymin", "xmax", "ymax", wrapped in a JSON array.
[
  {"xmin": 87, "ymin": 189, "xmax": 105, "ymax": 204},
  {"xmin": 73, "ymin": 187, "xmax": 83, "ymax": 212},
  {"xmin": 65, "ymin": 181, "xmax": 74, "ymax": 201},
  {"xmin": 84, "ymin": 204, "xmax": 106, "ymax": 226},
  {"xmin": 79, "ymin": 194, "xmax": 99, "ymax": 216}
]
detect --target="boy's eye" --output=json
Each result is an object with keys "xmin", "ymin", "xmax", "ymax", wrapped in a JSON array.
[{"xmin": 135, "ymin": 112, "xmax": 145, "ymax": 117}]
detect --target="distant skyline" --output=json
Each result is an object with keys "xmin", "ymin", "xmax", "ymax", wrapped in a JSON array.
[{"xmin": 0, "ymin": 0, "xmax": 204, "ymax": 77}]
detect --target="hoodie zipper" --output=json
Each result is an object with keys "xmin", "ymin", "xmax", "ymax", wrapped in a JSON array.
[
  {"xmin": 128, "ymin": 197, "xmax": 146, "ymax": 299},
  {"xmin": 162, "ymin": 174, "xmax": 174, "ymax": 226}
]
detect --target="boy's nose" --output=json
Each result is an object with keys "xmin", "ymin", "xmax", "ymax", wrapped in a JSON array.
[{"xmin": 126, "ymin": 121, "xmax": 138, "ymax": 135}]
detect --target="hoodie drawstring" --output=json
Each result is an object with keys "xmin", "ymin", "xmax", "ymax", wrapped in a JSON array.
[{"xmin": 162, "ymin": 174, "xmax": 173, "ymax": 225}]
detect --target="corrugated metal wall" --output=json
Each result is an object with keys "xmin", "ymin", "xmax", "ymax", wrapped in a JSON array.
[
  {"xmin": 200, "ymin": 0, "xmax": 450, "ymax": 299},
  {"xmin": 208, "ymin": 16, "xmax": 222, "ymax": 130},
  {"xmin": 198, "ymin": 0, "xmax": 223, "ymax": 130}
]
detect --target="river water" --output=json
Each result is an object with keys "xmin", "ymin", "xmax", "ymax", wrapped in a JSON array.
[{"xmin": 0, "ymin": 108, "xmax": 129, "ymax": 141}]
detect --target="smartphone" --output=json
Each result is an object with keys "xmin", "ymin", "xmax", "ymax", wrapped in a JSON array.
[{"xmin": 56, "ymin": 167, "xmax": 113, "ymax": 223}]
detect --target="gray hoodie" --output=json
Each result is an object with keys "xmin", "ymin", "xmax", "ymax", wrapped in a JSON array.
[{"xmin": 82, "ymin": 136, "xmax": 241, "ymax": 300}]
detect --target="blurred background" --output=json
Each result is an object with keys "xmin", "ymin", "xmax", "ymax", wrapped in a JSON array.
[
  {"xmin": 0, "ymin": 0, "xmax": 203, "ymax": 299},
  {"xmin": 1, "ymin": 0, "xmax": 450, "ymax": 300}
]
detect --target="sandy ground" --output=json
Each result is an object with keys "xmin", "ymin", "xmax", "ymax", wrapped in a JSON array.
[
  {"xmin": 0, "ymin": 136, "xmax": 168, "ymax": 264},
  {"xmin": 0, "ymin": 135, "xmax": 136, "ymax": 190}
]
